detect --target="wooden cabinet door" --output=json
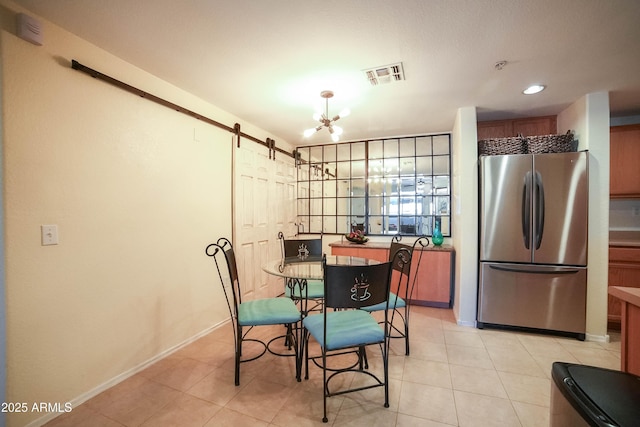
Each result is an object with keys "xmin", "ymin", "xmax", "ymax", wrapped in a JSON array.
[
  {"xmin": 608, "ymin": 247, "xmax": 640, "ymax": 325},
  {"xmin": 331, "ymin": 246, "xmax": 355, "ymax": 257},
  {"xmin": 477, "ymin": 121, "xmax": 512, "ymax": 140},
  {"xmin": 331, "ymin": 245, "xmax": 389, "ymax": 262},
  {"xmin": 356, "ymin": 248, "xmax": 388, "ymax": 262},
  {"xmin": 477, "ymin": 116, "xmax": 557, "ymax": 139},
  {"xmin": 411, "ymin": 250, "xmax": 452, "ymax": 306},
  {"xmin": 610, "ymin": 125, "xmax": 640, "ymax": 198},
  {"xmin": 512, "ymin": 116, "xmax": 557, "ymax": 136}
]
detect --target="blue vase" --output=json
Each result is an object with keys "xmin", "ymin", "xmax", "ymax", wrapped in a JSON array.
[{"xmin": 432, "ymin": 225, "xmax": 444, "ymax": 246}]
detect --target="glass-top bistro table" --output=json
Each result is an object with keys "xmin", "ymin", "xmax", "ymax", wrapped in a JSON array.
[
  {"xmin": 262, "ymin": 255, "xmax": 382, "ymax": 283},
  {"xmin": 262, "ymin": 255, "xmax": 384, "ymax": 382},
  {"xmin": 262, "ymin": 255, "xmax": 383, "ymax": 313}
]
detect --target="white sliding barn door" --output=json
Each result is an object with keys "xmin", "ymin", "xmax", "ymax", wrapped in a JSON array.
[{"xmin": 233, "ymin": 140, "xmax": 296, "ymax": 300}]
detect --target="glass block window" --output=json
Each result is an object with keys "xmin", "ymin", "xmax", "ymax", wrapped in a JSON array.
[{"xmin": 295, "ymin": 134, "xmax": 451, "ymax": 237}]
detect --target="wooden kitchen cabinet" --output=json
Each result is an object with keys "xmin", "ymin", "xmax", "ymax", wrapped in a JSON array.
[
  {"xmin": 610, "ymin": 125, "xmax": 640, "ymax": 198},
  {"xmin": 329, "ymin": 241, "xmax": 455, "ymax": 307},
  {"xmin": 608, "ymin": 246, "xmax": 640, "ymax": 327},
  {"xmin": 608, "ymin": 286, "xmax": 640, "ymax": 376},
  {"xmin": 411, "ymin": 249, "xmax": 453, "ymax": 306},
  {"xmin": 477, "ymin": 115, "xmax": 557, "ymax": 140},
  {"xmin": 330, "ymin": 244, "xmax": 389, "ymax": 262}
]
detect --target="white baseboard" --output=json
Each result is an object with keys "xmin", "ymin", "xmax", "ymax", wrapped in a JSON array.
[
  {"xmin": 27, "ymin": 319, "xmax": 229, "ymax": 427},
  {"xmin": 585, "ymin": 333, "xmax": 610, "ymax": 343},
  {"xmin": 457, "ymin": 319, "xmax": 477, "ymax": 328}
]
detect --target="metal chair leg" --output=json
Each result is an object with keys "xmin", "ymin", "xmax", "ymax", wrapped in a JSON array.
[
  {"xmin": 322, "ymin": 351, "xmax": 328, "ymax": 423},
  {"xmin": 304, "ymin": 329, "xmax": 310, "ymax": 380},
  {"xmin": 235, "ymin": 328, "xmax": 242, "ymax": 386},
  {"xmin": 404, "ymin": 321, "xmax": 410, "ymax": 355},
  {"xmin": 359, "ymin": 346, "xmax": 369, "ymax": 369}
]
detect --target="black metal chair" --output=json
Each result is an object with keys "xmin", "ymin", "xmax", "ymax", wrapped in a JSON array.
[
  {"xmin": 362, "ymin": 235, "xmax": 429, "ymax": 355},
  {"xmin": 278, "ymin": 232, "xmax": 324, "ymax": 312},
  {"xmin": 302, "ymin": 250, "xmax": 410, "ymax": 423},
  {"xmin": 205, "ymin": 237, "xmax": 302, "ymax": 385}
]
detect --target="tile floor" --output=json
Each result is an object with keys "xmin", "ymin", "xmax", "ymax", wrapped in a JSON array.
[{"xmin": 45, "ymin": 306, "xmax": 621, "ymax": 426}]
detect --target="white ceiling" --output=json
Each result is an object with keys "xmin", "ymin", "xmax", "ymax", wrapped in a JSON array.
[{"xmin": 12, "ymin": 0, "xmax": 640, "ymax": 146}]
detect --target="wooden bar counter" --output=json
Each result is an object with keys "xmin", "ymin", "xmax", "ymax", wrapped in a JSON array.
[
  {"xmin": 608, "ymin": 286, "xmax": 640, "ymax": 376},
  {"xmin": 329, "ymin": 240, "xmax": 455, "ymax": 308}
]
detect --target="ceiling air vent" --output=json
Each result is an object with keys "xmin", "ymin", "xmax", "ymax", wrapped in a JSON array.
[{"xmin": 364, "ymin": 62, "xmax": 405, "ymax": 86}]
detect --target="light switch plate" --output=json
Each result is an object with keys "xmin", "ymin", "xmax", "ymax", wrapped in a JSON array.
[{"xmin": 41, "ymin": 225, "xmax": 58, "ymax": 245}]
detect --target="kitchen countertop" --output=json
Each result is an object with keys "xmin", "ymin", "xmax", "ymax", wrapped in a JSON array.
[
  {"xmin": 609, "ymin": 286, "xmax": 640, "ymax": 307},
  {"xmin": 610, "ymin": 230, "xmax": 640, "ymax": 247},
  {"xmin": 608, "ymin": 286, "xmax": 640, "ymax": 376},
  {"xmin": 329, "ymin": 240, "xmax": 454, "ymax": 252}
]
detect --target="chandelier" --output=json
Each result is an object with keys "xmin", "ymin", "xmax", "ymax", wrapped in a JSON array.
[{"xmin": 303, "ymin": 90, "xmax": 350, "ymax": 142}]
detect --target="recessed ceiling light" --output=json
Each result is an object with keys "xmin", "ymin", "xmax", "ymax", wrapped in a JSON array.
[{"xmin": 523, "ymin": 85, "xmax": 545, "ymax": 95}]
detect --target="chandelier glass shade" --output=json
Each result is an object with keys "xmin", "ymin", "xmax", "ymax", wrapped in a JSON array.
[{"xmin": 304, "ymin": 90, "xmax": 350, "ymax": 142}]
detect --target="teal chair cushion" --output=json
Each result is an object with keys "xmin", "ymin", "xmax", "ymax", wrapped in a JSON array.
[
  {"xmin": 361, "ymin": 292, "xmax": 406, "ymax": 312},
  {"xmin": 284, "ymin": 279, "xmax": 324, "ymax": 299},
  {"xmin": 303, "ymin": 310, "xmax": 384, "ymax": 351},
  {"xmin": 238, "ymin": 298, "xmax": 300, "ymax": 326}
]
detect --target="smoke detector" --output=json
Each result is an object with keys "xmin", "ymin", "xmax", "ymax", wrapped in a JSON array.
[{"xmin": 364, "ymin": 62, "xmax": 405, "ymax": 86}]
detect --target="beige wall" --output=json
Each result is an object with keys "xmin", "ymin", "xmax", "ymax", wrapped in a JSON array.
[
  {"xmin": 451, "ymin": 106, "xmax": 479, "ymax": 325},
  {"xmin": 558, "ymin": 92, "xmax": 611, "ymax": 340},
  {"xmin": 0, "ymin": 2, "xmax": 289, "ymax": 425}
]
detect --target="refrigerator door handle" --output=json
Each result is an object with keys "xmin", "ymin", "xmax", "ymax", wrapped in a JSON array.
[
  {"xmin": 534, "ymin": 171, "xmax": 545, "ymax": 249},
  {"xmin": 488, "ymin": 264, "xmax": 582, "ymax": 275},
  {"xmin": 522, "ymin": 172, "xmax": 531, "ymax": 249}
]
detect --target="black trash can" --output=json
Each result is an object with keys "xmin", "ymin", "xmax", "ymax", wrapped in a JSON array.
[{"xmin": 551, "ymin": 362, "xmax": 640, "ymax": 426}]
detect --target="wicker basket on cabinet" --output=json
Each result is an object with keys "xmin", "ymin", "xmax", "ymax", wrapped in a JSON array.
[
  {"xmin": 478, "ymin": 135, "xmax": 527, "ymax": 156},
  {"xmin": 526, "ymin": 131, "xmax": 577, "ymax": 154}
]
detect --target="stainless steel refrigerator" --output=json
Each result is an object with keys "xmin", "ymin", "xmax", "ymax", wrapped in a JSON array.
[{"xmin": 477, "ymin": 151, "xmax": 588, "ymax": 339}]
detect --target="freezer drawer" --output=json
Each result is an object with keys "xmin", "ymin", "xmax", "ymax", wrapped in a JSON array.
[{"xmin": 478, "ymin": 262, "xmax": 586, "ymax": 335}]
